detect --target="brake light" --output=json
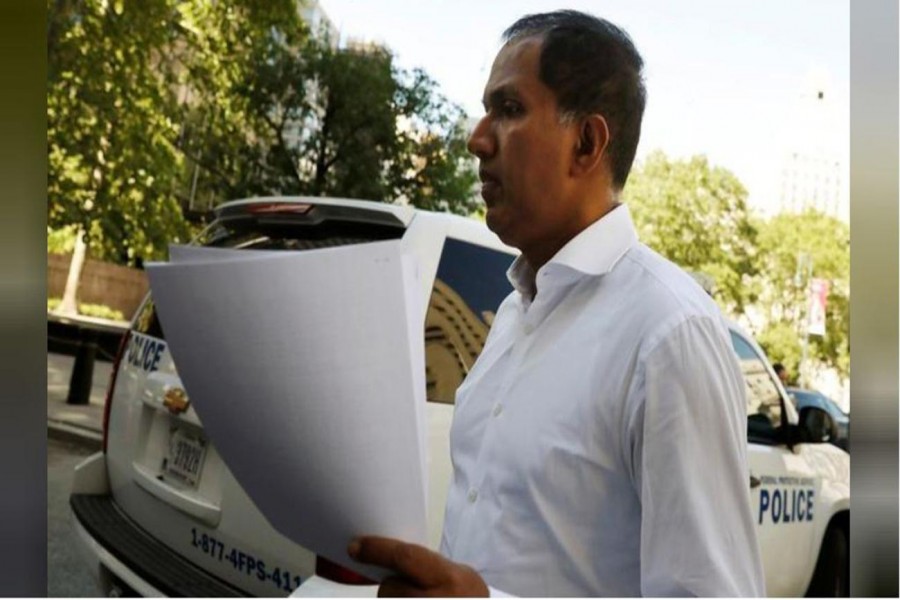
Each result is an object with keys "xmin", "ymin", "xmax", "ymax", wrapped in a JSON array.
[
  {"xmin": 247, "ymin": 203, "xmax": 312, "ymax": 215},
  {"xmin": 102, "ymin": 330, "xmax": 131, "ymax": 453},
  {"xmin": 315, "ymin": 555, "xmax": 376, "ymax": 585}
]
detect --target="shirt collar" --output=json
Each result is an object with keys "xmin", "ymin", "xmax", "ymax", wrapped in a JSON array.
[{"xmin": 506, "ymin": 204, "xmax": 639, "ymax": 298}]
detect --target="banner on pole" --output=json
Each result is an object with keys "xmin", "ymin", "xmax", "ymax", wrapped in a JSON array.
[{"xmin": 807, "ymin": 278, "xmax": 829, "ymax": 336}]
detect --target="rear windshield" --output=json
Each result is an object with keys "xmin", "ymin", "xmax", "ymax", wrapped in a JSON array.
[
  {"xmin": 134, "ymin": 207, "xmax": 406, "ymax": 340},
  {"xmin": 196, "ymin": 215, "xmax": 403, "ymax": 251}
]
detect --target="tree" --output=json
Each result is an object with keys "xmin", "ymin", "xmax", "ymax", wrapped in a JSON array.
[
  {"xmin": 170, "ymin": 0, "xmax": 311, "ymax": 205},
  {"xmin": 171, "ymin": 18, "xmax": 477, "ymax": 214},
  {"xmin": 623, "ymin": 151, "xmax": 758, "ymax": 314},
  {"xmin": 297, "ymin": 41, "xmax": 402, "ymax": 200},
  {"xmin": 48, "ymin": 0, "xmax": 192, "ymax": 266},
  {"xmin": 48, "ymin": 0, "xmax": 312, "ymax": 267},
  {"xmin": 48, "ymin": 0, "xmax": 478, "ymax": 279},
  {"xmin": 209, "ymin": 36, "xmax": 479, "ymax": 214},
  {"xmin": 49, "ymin": 0, "xmax": 197, "ymax": 315},
  {"xmin": 751, "ymin": 210, "xmax": 850, "ymax": 379},
  {"xmin": 385, "ymin": 65, "xmax": 479, "ymax": 213}
]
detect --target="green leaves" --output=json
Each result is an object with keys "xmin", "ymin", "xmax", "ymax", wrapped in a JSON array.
[
  {"xmin": 258, "ymin": 39, "xmax": 477, "ymax": 212},
  {"xmin": 752, "ymin": 210, "xmax": 850, "ymax": 378},
  {"xmin": 623, "ymin": 151, "xmax": 849, "ymax": 378},
  {"xmin": 625, "ymin": 151, "xmax": 759, "ymax": 314},
  {"xmin": 49, "ymin": 1, "xmax": 476, "ymax": 268},
  {"xmin": 48, "ymin": 0, "xmax": 192, "ymax": 265},
  {"xmin": 168, "ymin": 3, "xmax": 477, "ymax": 214}
]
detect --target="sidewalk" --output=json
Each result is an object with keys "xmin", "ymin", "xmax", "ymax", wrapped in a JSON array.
[{"xmin": 47, "ymin": 353, "xmax": 111, "ymax": 451}]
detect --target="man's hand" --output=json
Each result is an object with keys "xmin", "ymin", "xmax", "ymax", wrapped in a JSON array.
[{"xmin": 348, "ymin": 536, "xmax": 489, "ymax": 597}]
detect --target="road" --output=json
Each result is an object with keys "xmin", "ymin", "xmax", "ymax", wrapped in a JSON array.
[{"xmin": 48, "ymin": 437, "xmax": 103, "ymax": 597}]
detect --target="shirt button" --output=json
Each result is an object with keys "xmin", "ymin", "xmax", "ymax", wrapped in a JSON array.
[
  {"xmin": 523, "ymin": 323, "xmax": 534, "ymax": 335},
  {"xmin": 467, "ymin": 488, "xmax": 478, "ymax": 503},
  {"xmin": 492, "ymin": 404, "xmax": 503, "ymax": 417}
]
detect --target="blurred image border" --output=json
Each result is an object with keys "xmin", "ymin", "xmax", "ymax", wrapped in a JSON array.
[
  {"xmin": 0, "ymin": 0, "xmax": 48, "ymax": 595},
  {"xmin": 849, "ymin": 0, "xmax": 899, "ymax": 595}
]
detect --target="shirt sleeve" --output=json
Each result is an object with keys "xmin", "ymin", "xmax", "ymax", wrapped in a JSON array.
[{"xmin": 631, "ymin": 316, "xmax": 766, "ymax": 597}]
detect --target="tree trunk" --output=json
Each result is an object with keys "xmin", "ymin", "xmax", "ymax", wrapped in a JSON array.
[{"xmin": 57, "ymin": 227, "xmax": 87, "ymax": 316}]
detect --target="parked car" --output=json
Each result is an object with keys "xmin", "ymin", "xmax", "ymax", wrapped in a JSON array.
[
  {"xmin": 70, "ymin": 197, "xmax": 850, "ymax": 598},
  {"xmin": 788, "ymin": 387, "xmax": 850, "ymax": 452}
]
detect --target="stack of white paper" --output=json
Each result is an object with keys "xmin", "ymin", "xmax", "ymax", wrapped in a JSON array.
[{"xmin": 146, "ymin": 239, "xmax": 427, "ymax": 581}]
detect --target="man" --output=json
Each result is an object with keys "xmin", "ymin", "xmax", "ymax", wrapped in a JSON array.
[
  {"xmin": 349, "ymin": 10, "xmax": 765, "ymax": 596},
  {"xmin": 773, "ymin": 363, "xmax": 791, "ymax": 387}
]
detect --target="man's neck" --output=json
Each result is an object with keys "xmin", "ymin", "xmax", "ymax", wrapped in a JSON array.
[{"xmin": 522, "ymin": 199, "xmax": 621, "ymax": 274}]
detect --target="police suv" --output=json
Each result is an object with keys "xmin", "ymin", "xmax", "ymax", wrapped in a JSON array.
[{"xmin": 70, "ymin": 197, "xmax": 849, "ymax": 597}]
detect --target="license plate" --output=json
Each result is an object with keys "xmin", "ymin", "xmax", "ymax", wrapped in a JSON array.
[{"xmin": 163, "ymin": 428, "xmax": 208, "ymax": 488}]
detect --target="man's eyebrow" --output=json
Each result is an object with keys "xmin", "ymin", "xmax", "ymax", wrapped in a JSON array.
[{"xmin": 482, "ymin": 85, "xmax": 519, "ymax": 110}]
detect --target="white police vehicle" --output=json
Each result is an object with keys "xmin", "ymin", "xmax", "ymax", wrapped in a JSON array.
[{"xmin": 70, "ymin": 197, "xmax": 849, "ymax": 597}]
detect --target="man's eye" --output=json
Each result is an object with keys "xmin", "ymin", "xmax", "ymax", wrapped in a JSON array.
[{"xmin": 500, "ymin": 100, "xmax": 522, "ymax": 117}]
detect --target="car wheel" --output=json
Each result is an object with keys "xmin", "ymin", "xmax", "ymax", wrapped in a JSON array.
[{"xmin": 806, "ymin": 525, "xmax": 849, "ymax": 597}]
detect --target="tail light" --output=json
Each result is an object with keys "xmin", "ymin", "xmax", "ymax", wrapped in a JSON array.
[
  {"xmin": 102, "ymin": 330, "xmax": 131, "ymax": 453},
  {"xmin": 315, "ymin": 555, "xmax": 376, "ymax": 585},
  {"xmin": 247, "ymin": 202, "xmax": 313, "ymax": 215}
]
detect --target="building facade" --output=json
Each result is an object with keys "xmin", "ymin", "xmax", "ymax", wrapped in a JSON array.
[{"xmin": 777, "ymin": 68, "xmax": 849, "ymax": 222}]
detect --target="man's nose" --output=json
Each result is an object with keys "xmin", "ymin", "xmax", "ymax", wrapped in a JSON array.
[{"xmin": 467, "ymin": 115, "xmax": 495, "ymax": 160}]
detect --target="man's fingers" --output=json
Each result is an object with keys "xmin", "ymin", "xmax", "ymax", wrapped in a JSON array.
[
  {"xmin": 349, "ymin": 537, "xmax": 489, "ymax": 597},
  {"xmin": 377, "ymin": 575, "xmax": 425, "ymax": 598},
  {"xmin": 349, "ymin": 536, "xmax": 446, "ymax": 587}
]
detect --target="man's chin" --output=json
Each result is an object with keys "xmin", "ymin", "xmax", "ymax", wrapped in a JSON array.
[
  {"xmin": 485, "ymin": 210, "xmax": 516, "ymax": 247},
  {"xmin": 484, "ymin": 207, "xmax": 501, "ymax": 234}
]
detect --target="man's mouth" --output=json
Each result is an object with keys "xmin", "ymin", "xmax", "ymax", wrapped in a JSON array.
[{"xmin": 479, "ymin": 170, "xmax": 501, "ymax": 205}]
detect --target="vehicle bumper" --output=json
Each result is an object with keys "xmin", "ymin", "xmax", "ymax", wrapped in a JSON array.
[
  {"xmin": 72, "ymin": 511, "xmax": 164, "ymax": 597},
  {"xmin": 70, "ymin": 453, "xmax": 246, "ymax": 597}
]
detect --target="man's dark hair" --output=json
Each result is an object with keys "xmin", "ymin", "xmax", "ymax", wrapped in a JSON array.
[
  {"xmin": 773, "ymin": 363, "xmax": 785, "ymax": 375},
  {"xmin": 503, "ymin": 10, "xmax": 646, "ymax": 189}
]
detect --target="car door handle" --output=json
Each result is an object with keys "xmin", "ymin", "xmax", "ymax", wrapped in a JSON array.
[{"xmin": 749, "ymin": 475, "xmax": 761, "ymax": 488}]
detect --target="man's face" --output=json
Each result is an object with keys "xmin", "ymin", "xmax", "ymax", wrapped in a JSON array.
[{"xmin": 468, "ymin": 37, "xmax": 581, "ymax": 258}]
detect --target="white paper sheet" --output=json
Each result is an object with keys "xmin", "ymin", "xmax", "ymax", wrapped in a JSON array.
[
  {"xmin": 146, "ymin": 240, "xmax": 427, "ymax": 581},
  {"xmin": 167, "ymin": 241, "xmax": 430, "ymax": 499},
  {"xmin": 166, "ymin": 241, "xmax": 430, "ymax": 499}
]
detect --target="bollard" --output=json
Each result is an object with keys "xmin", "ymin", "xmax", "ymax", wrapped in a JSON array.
[{"xmin": 67, "ymin": 328, "xmax": 98, "ymax": 405}]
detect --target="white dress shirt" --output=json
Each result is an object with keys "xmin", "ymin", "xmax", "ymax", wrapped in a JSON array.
[{"xmin": 439, "ymin": 204, "xmax": 765, "ymax": 597}]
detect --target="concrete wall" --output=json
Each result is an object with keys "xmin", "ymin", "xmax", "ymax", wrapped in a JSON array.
[{"xmin": 48, "ymin": 253, "xmax": 148, "ymax": 320}]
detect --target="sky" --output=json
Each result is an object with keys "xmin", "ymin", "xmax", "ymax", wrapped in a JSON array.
[{"xmin": 316, "ymin": 0, "xmax": 850, "ymax": 216}]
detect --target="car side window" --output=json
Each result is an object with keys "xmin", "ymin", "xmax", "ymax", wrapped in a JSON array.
[
  {"xmin": 424, "ymin": 238, "xmax": 514, "ymax": 404},
  {"xmin": 730, "ymin": 331, "xmax": 784, "ymax": 444}
]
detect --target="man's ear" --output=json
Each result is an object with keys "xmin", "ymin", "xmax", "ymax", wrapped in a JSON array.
[{"xmin": 571, "ymin": 114, "xmax": 610, "ymax": 177}]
